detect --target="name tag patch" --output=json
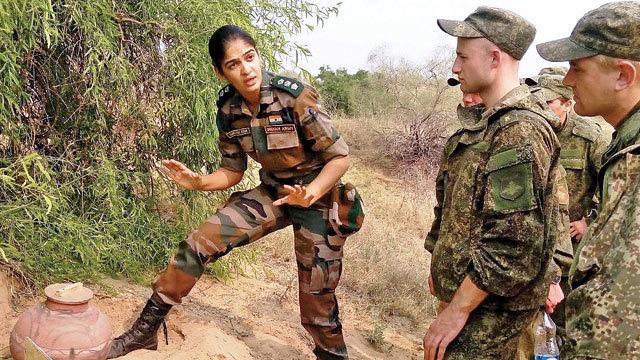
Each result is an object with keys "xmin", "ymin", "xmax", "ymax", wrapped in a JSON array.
[
  {"xmin": 226, "ymin": 127, "xmax": 251, "ymax": 138},
  {"xmin": 265, "ymin": 125, "xmax": 296, "ymax": 134}
]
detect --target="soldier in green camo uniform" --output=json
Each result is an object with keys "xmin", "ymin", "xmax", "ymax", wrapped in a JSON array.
[
  {"xmin": 107, "ymin": 25, "xmax": 364, "ymax": 360},
  {"xmin": 538, "ymin": 2, "xmax": 640, "ymax": 358},
  {"xmin": 423, "ymin": 6, "xmax": 564, "ymax": 359},
  {"xmin": 528, "ymin": 74, "xmax": 611, "ymax": 249},
  {"xmin": 518, "ymin": 73, "xmax": 611, "ymax": 359}
]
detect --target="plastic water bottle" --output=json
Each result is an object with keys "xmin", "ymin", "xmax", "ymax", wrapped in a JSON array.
[{"xmin": 533, "ymin": 310, "xmax": 560, "ymax": 360}]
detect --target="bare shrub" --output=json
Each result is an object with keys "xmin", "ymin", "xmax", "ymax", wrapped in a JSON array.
[{"xmin": 327, "ymin": 46, "xmax": 460, "ymax": 179}]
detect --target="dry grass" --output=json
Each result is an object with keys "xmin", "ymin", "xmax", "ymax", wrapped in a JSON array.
[
  {"xmin": 253, "ymin": 157, "xmax": 438, "ymax": 324},
  {"xmin": 333, "ymin": 113, "xmax": 454, "ymax": 183},
  {"xmin": 252, "ymin": 112, "xmax": 450, "ymax": 325},
  {"xmin": 339, "ymin": 158, "xmax": 436, "ymax": 320}
]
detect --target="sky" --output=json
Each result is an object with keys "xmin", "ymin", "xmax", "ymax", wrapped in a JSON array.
[{"xmin": 289, "ymin": 0, "xmax": 614, "ymax": 77}]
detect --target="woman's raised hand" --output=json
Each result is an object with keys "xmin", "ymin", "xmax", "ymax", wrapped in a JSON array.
[{"xmin": 159, "ymin": 159, "xmax": 202, "ymax": 190}]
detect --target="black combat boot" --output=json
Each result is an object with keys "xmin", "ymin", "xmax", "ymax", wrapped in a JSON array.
[{"xmin": 107, "ymin": 296, "xmax": 172, "ymax": 358}]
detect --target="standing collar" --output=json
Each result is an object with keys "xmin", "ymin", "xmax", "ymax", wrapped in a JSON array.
[
  {"xmin": 230, "ymin": 69, "xmax": 273, "ymax": 116},
  {"xmin": 604, "ymin": 99, "xmax": 640, "ymax": 162},
  {"xmin": 480, "ymin": 85, "xmax": 532, "ymax": 122}
]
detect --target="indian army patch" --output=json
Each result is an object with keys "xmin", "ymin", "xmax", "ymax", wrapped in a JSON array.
[
  {"xmin": 264, "ymin": 124, "xmax": 296, "ymax": 133},
  {"xmin": 271, "ymin": 75, "xmax": 304, "ymax": 97}
]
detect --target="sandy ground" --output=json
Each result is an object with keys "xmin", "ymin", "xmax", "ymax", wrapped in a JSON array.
[
  {"xmin": 1, "ymin": 156, "xmax": 433, "ymax": 360},
  {"xmin": 1, "ymin": 267, "xmax": 424, "ymax": 360}
]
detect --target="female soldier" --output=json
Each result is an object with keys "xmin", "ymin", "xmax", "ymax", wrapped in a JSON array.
[{"xmin": 107, "ymin": 25, "xmax": 364, "ymax": 360}]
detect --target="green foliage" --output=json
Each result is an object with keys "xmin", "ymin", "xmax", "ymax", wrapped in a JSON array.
[
  {"xmin": 314, "ymin": 66, "xmax": 368, "ymax": 116},
  {"xmin": 365, "ymin": 319, "xmax": 389, "ymax": 352},
  {"xmin": 314, "ymin": 46, "xmax": 457, "ymax": 119},
  {"xmin": 318, "ymin": 47, "xmax": 460, "ymax": 170},
  {"xmin": 0, "ymin": 0, "xmax": 338, "ymax": 287}
]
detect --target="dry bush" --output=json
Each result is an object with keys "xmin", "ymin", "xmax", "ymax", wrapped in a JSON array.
[
  {"xmin": 253, "ymin": 158, "xmax": 439, "ymax": 324},
  {"xmin": 333, "ymin": 108, "xmax": 455, "ymax": 183},
  {"xmin": 326, "ymin": 46, "xmax": 461, "ymax": 180}
]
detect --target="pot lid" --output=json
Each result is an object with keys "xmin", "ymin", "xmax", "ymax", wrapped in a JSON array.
[{"xmin": 44, "ymin": 282, "xmax": 93, "ymax": 304}]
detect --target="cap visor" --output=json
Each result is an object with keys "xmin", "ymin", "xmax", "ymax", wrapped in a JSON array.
[
  {"xmin": 437, "ymin": 19, "xmax": 483, "ymax": 38},
  {"xmin": 536, "ymin": 37, "xmax": 598, "ymax": 62},
  {"xmin": 539, "ymin": 88, "xmax": 563, "ymax": 102}
]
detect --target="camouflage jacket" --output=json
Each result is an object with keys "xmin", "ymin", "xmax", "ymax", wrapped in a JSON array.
[
  {"xmin": 565, "ymin": 102, "xmax": 640, "ymax": 358},
  {"xmin": 554, "ymin": 165, "xmax": 574, "ymax": 275},
  {"xmin": 557, "ymin": 113, "xmax": 610, "ymax": 222},
  {"xmin": 425, "ymin": 85, "xmax": 562, "ymax": 311},
  {"xmin": 215, "ymin": 71, "xmax": 348, "ymax": 185}
]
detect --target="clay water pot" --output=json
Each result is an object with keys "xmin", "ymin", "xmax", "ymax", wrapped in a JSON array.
[{"xmin": 10, "ymin": 283, "xmax": 112, "ymax": 360}]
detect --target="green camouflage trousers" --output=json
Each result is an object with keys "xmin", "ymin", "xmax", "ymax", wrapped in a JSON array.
[
  {"xmin": 445, "ymin": 306, "xmax": 537, "ymax": 359},
  {"xmin": 153, "ymin": 184, "xmax": 349, "ymax": 360}
]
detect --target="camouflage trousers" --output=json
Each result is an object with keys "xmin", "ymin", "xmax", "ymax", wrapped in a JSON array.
[
  {"xmin": 444, "ymin": 306, "xmax": 537, "ymax": 359},
  {"xmin": 153, "ymin": 184, "xmax": 349, "ymax": 360}
]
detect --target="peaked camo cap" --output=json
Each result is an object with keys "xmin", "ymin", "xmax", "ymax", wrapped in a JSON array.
[
  {"xmin": 437, "ymin": 6, "xmax": 536, "ymax": 60},
  {"xmin": 537, "ymin": 1, "xmax": 640, "ymax": 61}
]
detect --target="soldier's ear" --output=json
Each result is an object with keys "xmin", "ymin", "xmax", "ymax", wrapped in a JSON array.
[
  {"xmin": 488, "ymin": 48, "xmax": 503, "ymax": 69},
  {"xmin": 562, "ymin": 98, "xmax": 573, "ymax": 111},
  {"xmin": 614, "ymin": 60, "xmax": 637, "ymax": 91}
]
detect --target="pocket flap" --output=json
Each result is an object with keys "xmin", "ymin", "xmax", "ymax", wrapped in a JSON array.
[
  {"xmin": 560, "ymin": 158, "xmax": 585, "ymax": 170},
  {"xmin": 265, "ymin": 125, "xmax": 300, "ymax": 150},
  {"xmin": 486, "ymin": 146, "xmax": 533, "ymax": 173}
]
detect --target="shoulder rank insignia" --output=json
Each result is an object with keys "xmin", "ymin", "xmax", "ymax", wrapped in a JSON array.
[
  {"xmin": 216, "ymin": 84, "xmax": 235, "ymax": 108},
  {"xmin": 271, "ymin": 75, "xmax": 304, "ymax": 97}
]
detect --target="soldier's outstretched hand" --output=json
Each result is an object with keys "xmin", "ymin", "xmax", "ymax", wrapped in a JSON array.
[
  {"xmin": 273, "ymin": 184, "xmax": 319, "ymax": 208},
  {"xmin": 159, "ymin": 159, "xmax": 202, "ymax": 190}
]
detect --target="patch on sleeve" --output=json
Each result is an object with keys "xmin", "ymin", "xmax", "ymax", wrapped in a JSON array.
[
  {"xmin": 271, "ymin": 75, "xmax": 304, "ymax": 97},
  {"xmin": 485, "ymin": 145, "xmax": 537, "ymax": 213}
]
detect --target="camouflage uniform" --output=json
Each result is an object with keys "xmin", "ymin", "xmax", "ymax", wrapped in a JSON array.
[
  {"xmin": 539, "ymin": 66, "xmax": 569, "ymax": 77},
  {"xmin": 519, "ymin": 73, "xmax": 610, "ymax": 360},
  {"xmin": 563, "ymin": 103, "xmax": 640, "ymax": 359},
  {"xmin": 425, "ymin": 85, "xmax": 563, "ymax": 358},
  {"xmin": 536, "ymin": 2, "xmax": 640, "ymax": 359},
  {"xmin": 556, "ymin": 114, "xmax": 610, "ymax": 226},
  {"xmin": 153, "ymin": 71, "xmax": 364, "ymax": 360},
  {"xmin": 531, "ymin": 74, "xmax": 611, "ymax": 230}
]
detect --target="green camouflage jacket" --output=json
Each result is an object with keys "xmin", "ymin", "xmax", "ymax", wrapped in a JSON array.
[
  {"xmin": 565, "ymin": 102, "xmax": 640, "ymax": 358},
  {"xmin": 425, "ymin": 85, "xmax": 562, "ymax": 311},
  {"xmin": 557, "ymin": 113, "xmax": 610, "ymax": 222}
]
